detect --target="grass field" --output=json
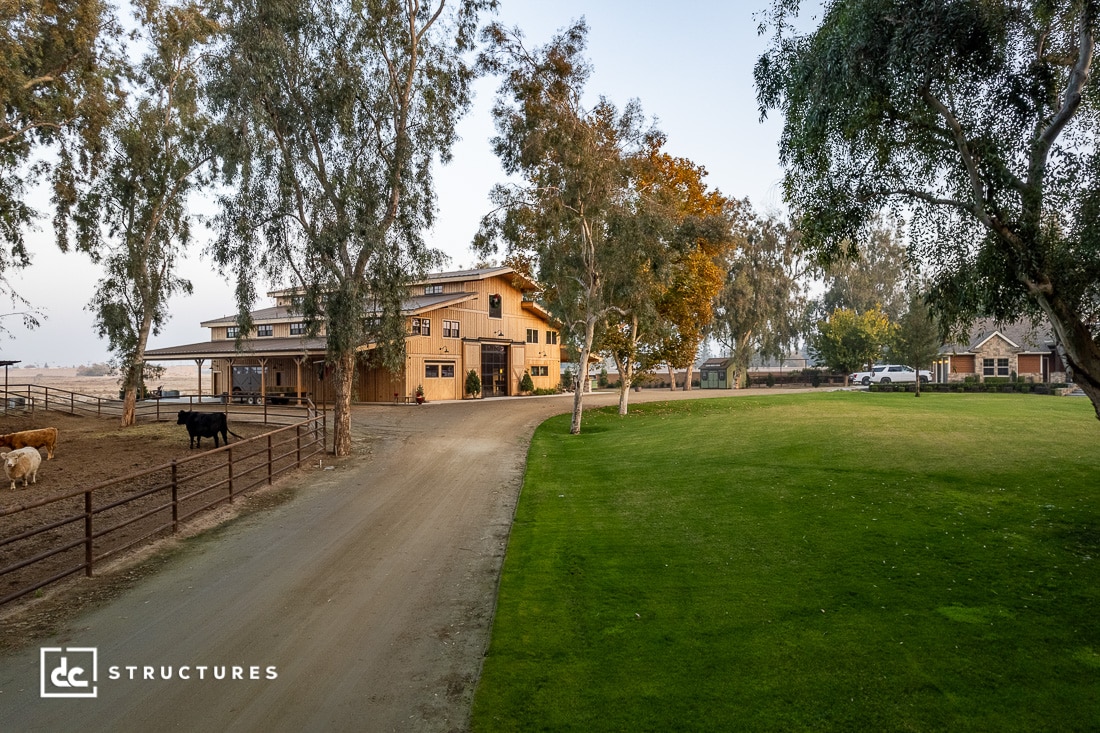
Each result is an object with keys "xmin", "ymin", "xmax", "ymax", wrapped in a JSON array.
[{"xmin": 471, "ymin": 392, "xmax": 1100, "ymax": 732}]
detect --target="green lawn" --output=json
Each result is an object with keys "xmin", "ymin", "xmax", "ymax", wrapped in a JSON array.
[{"xmin": 471, "ymin": 392, "xmax": 1100, "ymax": 732}]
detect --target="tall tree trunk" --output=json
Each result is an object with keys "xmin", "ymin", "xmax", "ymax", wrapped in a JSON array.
[
  {"xmin": 1039, "ymin": 292, "xmax": 1100, "ymax": 420},
  {"xmin": 683, "ymin": 362, "xmax": 694, "ymax": 391},
  {"xmin": 570, "ymin": 316, "xmax": 598, "ymax": 435},
  {"xmin": 121, "ymin": 364, "xmax": 140, "ymax": 427},
  {"xmin": 667, "ymin": 363, "xmax": 676, "ymax": 391},
  {"xmin": 121, "ymin": 311, "xmax": 155, "ymax": 427},
  {"xmin": 733, "ymin": 333, "xmax": 753, "ymax": 389},
  {"xmin": 613, "ymin": 353, "xmax": 633, "ymax": 416},
  {"xmin": 331, "ymin": 349, "xmax": 355, "ymax": 456}
]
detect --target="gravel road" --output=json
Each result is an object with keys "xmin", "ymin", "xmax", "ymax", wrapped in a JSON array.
[{"xmin": 0, "ymin": 388, "xmax": 801, "ymax": 732}]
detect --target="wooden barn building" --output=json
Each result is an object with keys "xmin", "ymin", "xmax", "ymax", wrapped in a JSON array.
[{"xmin": 145, "ymin": 267, "xmax": 562, "ymax": 403}]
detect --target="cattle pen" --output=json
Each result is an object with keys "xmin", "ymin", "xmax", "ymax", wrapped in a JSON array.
[{"xmin": 0, "ymin": 389, "xmax": 328, "ymax": 608}]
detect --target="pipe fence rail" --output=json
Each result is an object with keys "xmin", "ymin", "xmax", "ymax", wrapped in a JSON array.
[
  {"xmin": 0, "ymin": 384, "xmax": 322, "ymax": 426},
  {"xmin": 0, "ymin": 414, "xmax": 327, "ymax": 607}
]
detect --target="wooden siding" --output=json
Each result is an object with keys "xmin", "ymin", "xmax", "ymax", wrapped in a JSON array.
[
  {"xmin": 951, "ymin": 354, "xmax": 976, "ymax": 374},
  {"xmin": 359, "ymin": 273, "xmax": 561, "ymax": 401},
  {"xmin": 1017, "ymin": 354, "xmax": 1042, "ymax": 374}
]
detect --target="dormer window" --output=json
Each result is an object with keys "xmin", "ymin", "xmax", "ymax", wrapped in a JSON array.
[
  {"xmin": 489, "ymin": 293, "xmax": 502, "ymax": 319},
  {"xmin": 424, "ymin": 284, "xmax": 443, "ymax": 294},
  {"xmin": 290, "ymin": 322, "xmax": 306, "ymax": 335},
  {"xmin": 257, "ymin": 325, "xmax": 273, "ymax": 337},
  {"xmin": 226, "ymin": 326, "xmax": 239, "ymax": 338}
]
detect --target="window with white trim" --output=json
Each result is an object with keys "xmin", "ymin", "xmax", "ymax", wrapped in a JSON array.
[
  {"xmin": 443, "ymin": 320, "xmax": 460, "ymax": 338},
  {"xmin": 226, "ymin": 326, "xmax": 239, "ymax": 338},
  {"xmin": 546, "ymin": 331, "xmax": 559, "ymax": 345},
  {"xmin": 290, "ymin": 322, "xmax": 306, "ymax": 335},
  {"xmin": 526, "ymin": 329, "xmax": 539, "ymax": 344},
  {"xmin": 257, "ymin": 324, "xmax": 273, "ymax": 337},
  {"xmin": 412, "ymin": 317, "xmax": 431, "ymax": 336},
  {"xmin": 983, "ymin": 357, "xmax": 1010, "ymax": 376}
]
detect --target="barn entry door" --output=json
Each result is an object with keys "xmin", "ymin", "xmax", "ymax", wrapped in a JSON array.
[{"xmin": 481, "ymin": 344, "xmax": 508, "ymax": 397}]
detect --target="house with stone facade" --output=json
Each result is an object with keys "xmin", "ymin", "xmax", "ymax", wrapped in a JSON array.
[
  {"xmin": 144, "ymin": 267, "xmax": 562, "ymax": 403},
  {"xmin": 931, "ymin": 320, "xmax": 1067, "ymax": 384}
]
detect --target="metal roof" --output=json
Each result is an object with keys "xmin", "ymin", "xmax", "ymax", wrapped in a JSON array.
[{"xmin": 145, "ymin": 336, "xmax": 329, "ymax": 360}]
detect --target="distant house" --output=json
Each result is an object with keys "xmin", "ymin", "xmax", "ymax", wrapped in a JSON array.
[
  {"xmin": 144, "ymin": 267, "xmax": 562, "ymax": 403},
  {"xmin": 699, "ymin": 358, "xmax": 732, "ymax": 389},
  {"xmin": 932, "ymin": 320, "xmax": 1067, "ymax": 384}
]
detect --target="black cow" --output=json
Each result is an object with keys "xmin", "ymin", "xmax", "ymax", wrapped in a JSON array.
[{"xmin": 177, "ymin": 410, "xmax": 242, "ymax": 449}]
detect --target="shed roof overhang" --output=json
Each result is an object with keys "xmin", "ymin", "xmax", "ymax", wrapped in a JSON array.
[{"xmin": 144, "ymin": 336, "xmax": 328, "ymax": 361}]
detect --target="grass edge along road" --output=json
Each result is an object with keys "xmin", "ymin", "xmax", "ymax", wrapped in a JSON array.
[{"xmin": 471, "ymin": 392, "xmax": 1100, "ymax": 732}]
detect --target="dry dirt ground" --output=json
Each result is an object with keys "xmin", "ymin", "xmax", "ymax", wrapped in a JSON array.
[
  {"xmin": 0, "ymin": 410, "xmax": 285, "ymax": 609},
  {"xmin": 0, "ymin": 387, "xmax": 811, "ymax": 732}
]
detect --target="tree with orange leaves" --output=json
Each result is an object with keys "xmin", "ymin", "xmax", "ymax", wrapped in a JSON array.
[{"xmin": 639, "ymin": 150, "xmax": 739, "ymax": 392}]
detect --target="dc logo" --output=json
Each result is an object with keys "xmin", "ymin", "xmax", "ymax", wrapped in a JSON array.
[{"xmin": 40, "ymin": 647, "xmax": 98, "ymax": 698}]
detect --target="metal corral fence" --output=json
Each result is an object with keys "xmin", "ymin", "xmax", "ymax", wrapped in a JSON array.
[
  {"xmin": 0, "ymin": 384, "xmax": 319, "ymax": 427},
  {"xmin": 0, "ymin": 414, "xmax": 327, "ymax": 607}
]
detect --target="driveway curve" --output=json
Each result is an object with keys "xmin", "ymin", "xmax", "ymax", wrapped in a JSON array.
[{"xmin": 0, "ymin": 388, "xmax": 805, "ymax": 732}]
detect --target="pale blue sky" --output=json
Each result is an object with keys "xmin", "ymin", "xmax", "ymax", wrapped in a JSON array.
[{"xmin": 5, "ymin": 1, "xmax": 797, "ymax": 366}]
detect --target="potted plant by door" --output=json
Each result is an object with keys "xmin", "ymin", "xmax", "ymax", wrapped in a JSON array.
[
  {"xmin": 465, "ymin": 369, "xmax": 481, "ymax": 398},
  {"xmin": 415, "ymin": 384, "xmax": 425, "ymax": 404}
]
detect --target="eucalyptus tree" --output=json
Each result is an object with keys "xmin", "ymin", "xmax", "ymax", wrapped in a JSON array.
[
  {"xmin": 69, "ymin": 0, "xmax": 217, "ymax": 426},
  {"xmin": 713, "ymin": 211, "xmax": 810, "ymax": 389},
  {"xmin": 1, "ymin": 0, "xmax": 123, "ymax": 302},
  {"xmin": 819, "ymin": 215, "xmax": 909, "ymax": 321},
  {"xmin": 476, "ymin": 19, "xmax": 659, "ymax": 434},
  {"xmin": 208, "ymin": 0, "xmax": 492, "ymax": 455},
  {"xmin": 757, "ymin": 0, "xmax": 1100, "ymax": 418}
]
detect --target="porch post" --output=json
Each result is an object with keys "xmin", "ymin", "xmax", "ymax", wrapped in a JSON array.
[
  {"xmin": 295, "ymin": 356, "xmax": 304, "ymax": 406},
  {"xmin": 195, "ymin": 358, "xmax": 205, "ymax": 397},
  {"xmin": 258, "ymin": 357, "xmax": 268, "ymax": 402}
]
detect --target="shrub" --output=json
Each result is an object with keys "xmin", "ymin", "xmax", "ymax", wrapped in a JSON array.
[
  {"xmin": 520, "ymin": 370, "xmax": 535, "ymax": 394},
  {"xmin": 77, "ymin": 362, "xmax": 113, "ymax": 377},
  {"xmin": 465, "ymin": 369, "xmax": 481, "ymax": 396}
]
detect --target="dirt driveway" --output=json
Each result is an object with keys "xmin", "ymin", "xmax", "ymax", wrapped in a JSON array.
[{"xmin": 0, "ymin": 387, "xmax": 806, "ymax": 732}]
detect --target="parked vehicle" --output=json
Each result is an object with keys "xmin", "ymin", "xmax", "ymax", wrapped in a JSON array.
[
  {"xmin": 867, "ymin": 364, "xmax": 931, "ymax": 384},
  {"xmin": 848, "ymin": 367, "xmax": 880, "ymax": 385}
]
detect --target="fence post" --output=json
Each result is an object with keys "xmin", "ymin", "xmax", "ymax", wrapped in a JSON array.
[
  {"xmin": 227, "ymin": 446, "xmax": 234, "ymax": 502},
  {"xmin": 171, "ymin": 460, "xmax": 179, "ymax": 533},
  {"xmin": 84, "ymin": 491, "xmax": 93, "ymax": 577},
  {"xmin": 296, "ymin": 424, "xmax": 302, "ymax": 466},
  {"xmin": 267, "ymin": 434, "xmax": 273, "ymax": 485}
]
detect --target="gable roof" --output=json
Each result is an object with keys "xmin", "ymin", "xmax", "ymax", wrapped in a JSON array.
[{"xmin": 939, "ymin": 319, "xmax": 1056, "ymax": 355}]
